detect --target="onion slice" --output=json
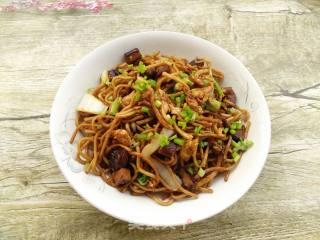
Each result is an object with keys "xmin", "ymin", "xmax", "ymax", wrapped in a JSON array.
[
  {"xmin": 141, "ymin": 128, "xmax": 174, "ymax": 157},
  {"xmin": 77, "ymin": 93, "xmax": 108, "ymax": 115},
  {"xmin": 141, "ymin": 128, "xmax": 181, "ymax": 191},
  {"xmin": 152, "ymin": 159, "xmax": 181, "ymax": 191}
]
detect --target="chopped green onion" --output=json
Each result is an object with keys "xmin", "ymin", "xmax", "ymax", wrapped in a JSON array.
[
  {"xmin": 232, "ymin": 139, "xmax": 254, "ymax": 152},
  {"xmin": 137, "ymin": 61, "xmax": 146, "ymax": 74},
  {"xmin": 175, "ymin": 94, "xmax": 186, "ymax": 107},
  {"xmin": 154, "ymin": 100, "xmax": 162, "ymax": 108},
  {"xmin": 190, "ymin": 71, "xmax": 196, "ymax": 77},
  {"xmin": 214, "ymin": 80, "xmax": 224, "ymax": 99},
  {"xmin": 181, "ymin": 106, "xmax": 197, "ymax": 122},
  {"xmin": 206, "ymin": 99, "xmax": 221, "ymax": 112},
  {"xmin": 243, "ymin": 139, "xmax": 254, "ymax": 149},
  {"xmin": 230, "ymin": 129, "xmax": 236, "ymax": 135},
  {"xmin": 136, "ymin": 133, "xmax": 152, "ymax": 141},
  {"xmin": 159, "ymin": 134, "xmax": 170, "ymax": 147},
  {"xmin": 130, "ymin": 142, "xmax": 140, "ymax": 149},
  {"xmin": 169, "ymin": 135, "xmax": 177, "ymax": 141},
  {"xmin": 223, "ymin": 128, "xmax": 229, "ymax": 134},
  {"xmin": 227, "ymin": 108, "xmax": 235, "ymax": 114},
  {"xmin": 118, "ymin": 68, "xmax": 128, "ymax": 76},
  {"xmin": 168, "ymin": 116, "xmax": 176, "ymax": 125},
  {"xmin": 134, "ymin": 92, "xmax": 141, "ymax": 101},
  {"xmin": 141, "ymin": 106, "xmax": 150, "ymax": 114},
  {"xmin": 187, "ymin": 165, "xmax": 194, "ymax": 175},
  {"xmin": 134, "ymin": 78, "xmax": 149, "ymax": 92},
  {"xmin": 217, "ymin": 140, "xmax": 223, "ymax": 145},
  {"xmin": 179, "ymin": 72, "xmax": 189, "ymax": 79},
  {"xmin": 199, "ymin": 141, "xmax": 208, "ymax": 148},
  {"xmin": 127, "ymin": 64, "xmax": 133, "ymax": 70},
  {"xmin": 194, "ymin": 125, "xmax": 203, "ymax": 134},
  {"xmin": 178, "ymin": 121, "xmax": 187, "ymax": 129},
  {"xmin": 148, "ymin": 79, "xmax": 157, "ymax": 88},
  {"xmin": 203, "ymin": 79, "xmax": 210, "ymax": 86},
  {"xmin": 137, "ymin": 174, "xmax": 149, "ymax": 185},
  {"xmin": 101, "ymin": 70, "xmax": 110, "ymax": 85},
  {"xmin": 108, "ymin": 95, "xmax": 113, "ymax": 101},
  {"xmin": 230, "ymin": 120, "xmax": 242, "ymax": 130},
  {"xmin": 109, "ymin": 97, "xmax": 122, "ymax": 115},
  {"xmin": 198, "ymin": 167, "xmax": 205, "ymax": 177},
  {"xmin": 173, "ymin": 138, "xmax": 185, "ymax": 145},
  {"xmin": 232, "ymin": 152, "xmax": 240, "ymax": 162}
]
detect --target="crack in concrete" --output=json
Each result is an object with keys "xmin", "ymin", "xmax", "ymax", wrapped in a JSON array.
[
  {"xmin": 269, "ymin": 148, "xmax": 308, "ymax": 155},
  {"xmin": 266, "ymin": 83, "xmax": 320, "ymax": 101},
  {"xmin": 0, "ymin": 114, "xmax": 50, "ymax": 121}
]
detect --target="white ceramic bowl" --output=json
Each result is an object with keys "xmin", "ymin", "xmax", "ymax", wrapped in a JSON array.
[{"xmin": 50, "ymin": 31, "xmax": 271, "ymax": 226}]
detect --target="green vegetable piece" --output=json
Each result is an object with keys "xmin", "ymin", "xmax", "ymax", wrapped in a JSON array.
[
  {"xmin": 194, "ymin": 125, "xmax": 203, "ymax": 134},
  {"xmin": 141, "ymin": 106, "xmax": 150, "ymax": 114},
  {"xmin": 136, "ymin": 133, "xmax": 152, "ymax": 141},
  {"xmin": 110, "ymin": 97, "xmax": 122, "ymax": 115},
  {"xmin": 169, "ymin": 135, "xmax": 177, "ymax": 141},
  {"xmin": 137, "ymin": 61, "xmax": 146, "ymax": 74},
  {"xmin": 199, "ymin": 141, "xmax": 208, "ymax": 148},
  {"xmin": 198, "ymin": 167, "xmax": 205, "ymax": 177},
  {"xmin": 181, "ymin": 106, "xmax": 198, "ymax": 122},
  {"xmin": 127, "ymin": 64, "xmax": 133, "ymax": 70},
  {"xmin": 206, "ymin": 99, "xmax": 221, "ymax": 112},
  {"xmin": 155, "ymin": 100, "xmax": 162, "ymax": 108},
  {"xmin": 230, "ymin": 129, "xmax": 236, "ymax": 135},
  {"xmin": 187, "ymin": 165, "xmax": 194, "ymax": 175},
  {"xmin": 178, "ymin": 121, "xmax": 187, "ymax": 129},
  {"xmin": 134, "ymin": 92, "xmax": 141, "ymax": 101},
  {"xmin": 134, "ymin": 78, "xmax": 149, "ymax": 92},
  {"xmin": 232, "ymin": 152, "xmax": 240, "ymax": 162},
  {"xmin": 148, "ymin": 79, "xmax": 157, "ymax": 88},
  {"xmin": 214, "ymin": 80, "xmax": 224, "ymax": 99},
  {"xmin": 137, "ymin": 174, "xmax": 149, "ymax": 185},
  {"xmin": 223, "ymin": 128, "xmax": 229, "ymax": 134},
  {"xmin": 159, "ymin": 134, "xmax": 169, "ymax": 147},
  {"xmin": 173, "ymin": 138, "xmax": 185, "ymax": 145}
]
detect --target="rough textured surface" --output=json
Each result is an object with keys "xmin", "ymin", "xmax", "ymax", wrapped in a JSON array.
[{"xmin": 1, "ymin": 0, "xmax": 320, "ymax": 239}]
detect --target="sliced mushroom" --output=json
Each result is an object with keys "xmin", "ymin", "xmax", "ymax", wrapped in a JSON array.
[
  {"xmin": 113, "ymin": 168, "xmax": 131, "ymax": 186},
  {"xmin": 124, "ymin": 48, "xmax": 142, "ymax": 64}
]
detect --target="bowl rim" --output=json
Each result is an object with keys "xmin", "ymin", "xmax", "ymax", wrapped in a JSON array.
[{"xmin": 50, "ymin": 30, "xmax": 271, "ymax": 226}]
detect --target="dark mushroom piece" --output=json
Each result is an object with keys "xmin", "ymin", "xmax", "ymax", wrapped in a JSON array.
[
  {"xmin": 108, "ymin": 69, "xmax": 120, "ymax": 79},
  {"xmin": 144, "ymin": 66, "xmax": 156, "ymax": 78},
  {"xmin": 155, "ymin": 64, "xmax": 170, "ymax": 78},
  {"xmin": 124, "ymin": 48, "xmax": 142, "ymax": 64},
  {"xmin": 179, "ymin": 169, "xmax": 194, "ymax": 190},
  {"xmin": 107, "ymin": 147, "xmax": 129, "ymax": 171},
  {"xmin": 113, "ymin": 168, "xmax": 131, "ymax": 186},
  {"xmin": 158, "ymin": 142, "xmax": 178, "ymax": 158},
  {"xmin": 189, "ymin": 59, "xmax": 205, "ymax": 68},
  {"xmin": 223, "ymin": 87, "xmax": 237, "ymax": 104}
]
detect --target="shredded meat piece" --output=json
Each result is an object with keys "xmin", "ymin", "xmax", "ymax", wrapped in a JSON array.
[
  {"xmin": 191, "ymin": 86, "xmax": 213, "ymax": 104},
  {"xmin": 180, "ymin": 138, "xmax": 199, "ymax": 161},
  {"xmin": 112, "ymin": 129, "xmax": 132, "ymax": 146},
  {"xmin": 186, "ymin": 91, "xmax": 204, "ymax": 113},
  {"xmin": 113, "ymin": 168, "xmax": 131, "ymax": 186}
]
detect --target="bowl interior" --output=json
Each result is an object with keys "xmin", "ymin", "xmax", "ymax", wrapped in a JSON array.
[{"xmin": 50, "ymin": 31, "xmax": 271, "ymax": 226}]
